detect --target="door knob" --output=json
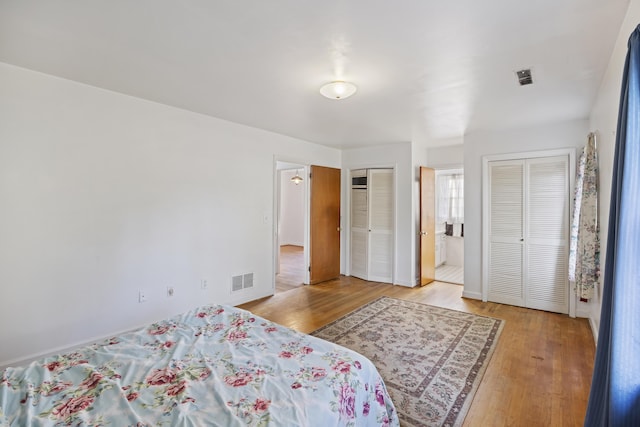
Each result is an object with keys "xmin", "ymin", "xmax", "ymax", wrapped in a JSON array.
[{"xmin": 420, "ymin": 231, "xmax": 428, "ymax": 236}]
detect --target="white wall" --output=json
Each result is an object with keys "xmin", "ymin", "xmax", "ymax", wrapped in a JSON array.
[
  {"xmin": 0, "ymin": 63, "xmax": 340, "ymax": 367},
  {"xmin": 279, "ymin": 170, "xmax": 304, "ymax": 246},
  {"xmin": 445, "ymin": 236, "xmax": 464, "ymax": 267},
  {"xmin": 463, "ymin": 119, "xmax": 589, "ymax": 300},
  {"xmin": 587, "ymin": 0, "xmax": 640, "ymax": 338},
  {"xmin": 342, "ymin": 143, "xmax": 415, "ymax": 287},
  {"xmin": 426, "ymin": 143, "xmax": 464, "ymax": 168}
]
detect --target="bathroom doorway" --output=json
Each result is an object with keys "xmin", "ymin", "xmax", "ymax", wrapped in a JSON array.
[{"xmin": 434, "ymin": 168, "xmax": 464, "ymax": 285}]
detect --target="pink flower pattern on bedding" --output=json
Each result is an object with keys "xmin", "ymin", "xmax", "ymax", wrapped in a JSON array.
[{"xmin": 0, "ymin": 304, "xmax": 397, "ymax": 426}]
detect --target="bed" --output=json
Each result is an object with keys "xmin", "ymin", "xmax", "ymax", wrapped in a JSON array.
[{"xmin": 0, "ymin": 304, "xmax": 398, "ymax": 426}]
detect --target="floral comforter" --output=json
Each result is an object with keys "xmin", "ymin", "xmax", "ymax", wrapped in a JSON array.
[{"xmin": 0, "ymin": 304, "xmax": 398, "ymax": 426}]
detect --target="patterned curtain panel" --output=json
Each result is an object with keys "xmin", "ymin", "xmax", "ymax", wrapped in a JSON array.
[{"xmin": 568, "ymin": 134, "xmax": 600, "ymax": 300}]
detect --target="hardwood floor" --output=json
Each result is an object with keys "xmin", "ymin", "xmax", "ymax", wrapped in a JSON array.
[
  {"xmin": 275, "ymin": 245, "xmax": 305, "ymax": 293},
  {"xmin": 239, "ymin": 276, "xmax": 595, "ymax": 426}
]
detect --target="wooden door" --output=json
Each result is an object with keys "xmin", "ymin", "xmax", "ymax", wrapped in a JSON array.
[
  {"xmin": 419, "ymin": 167, "xmax": 436, "ymax": 286},
  {"xmin": 310, "ymin": 165, "xmax": 341, "ymax": 284}
]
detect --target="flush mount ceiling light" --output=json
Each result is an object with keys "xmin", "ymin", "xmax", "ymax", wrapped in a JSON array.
[
  {"xmin": 291, "ymin": 170, "xmax": 304, "ymax": 185},
  {"xmin": 320, "ymin": 81, "xmax": 357, "ymax": 100}
]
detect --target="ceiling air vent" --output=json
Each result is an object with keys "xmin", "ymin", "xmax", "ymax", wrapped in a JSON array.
[{"xmin": 516, "ymin": 69, "xmax": 533, "ymax": 86}]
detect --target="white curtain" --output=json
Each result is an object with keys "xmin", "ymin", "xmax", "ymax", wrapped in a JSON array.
[
  {"xmin": 436, "ymin": 173, "xmax": 464, "ymax": 224},
  {"xmin": 436, "ymin": 175, "xmax": 450, "ymax": 225}
]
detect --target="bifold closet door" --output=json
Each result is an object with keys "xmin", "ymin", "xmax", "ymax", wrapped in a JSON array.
[
  {"xmin": 350, "ymin": 186, "xmax": 368, "ymax": 280},
  {"xmin": 487, "ymin": 156, "xmax": 569, "ymax": 314},
  {"xmin": 367, "ymin": 169, "xmax": 393, "ymax": 283},
  {"xmin": 488, "ymin": 160, "xmax": 525, "ymax": 307},
  {"xmin": 525, "ymin": 156, "xmax": 569, "ymax": 313}
]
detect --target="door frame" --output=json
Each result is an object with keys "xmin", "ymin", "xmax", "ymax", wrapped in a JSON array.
[
  {"xmin": 344, "ymin": 164, "xmax": 397, "ymax": 284},
  {"xmin": 481, "ymin": 148, "xmax": 576, "ymax": 317}
]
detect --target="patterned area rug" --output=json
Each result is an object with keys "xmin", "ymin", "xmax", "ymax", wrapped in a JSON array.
[{"xmin": 311, "ymin": 296, "xmax": 503, "ymax": 427}]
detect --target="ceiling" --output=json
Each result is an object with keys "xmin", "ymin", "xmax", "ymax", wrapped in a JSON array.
[{"xmin": 0, "ymin": 0, "xmax": 630, "ymax": 149}]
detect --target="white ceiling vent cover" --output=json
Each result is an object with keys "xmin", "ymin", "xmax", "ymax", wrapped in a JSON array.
[{"xmin": 516, "ymin": 69, "xmax": 533, "ymax": 86}]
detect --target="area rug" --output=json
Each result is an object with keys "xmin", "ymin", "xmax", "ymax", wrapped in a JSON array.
[{"xmin": 311, "ymin": 296, "xmax": 504, "ymax": 427}]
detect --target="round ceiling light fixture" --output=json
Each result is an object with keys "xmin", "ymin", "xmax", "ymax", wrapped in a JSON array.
[{"xmin": 319, "ymin": 81, "xmax": 357, "ymax": 100}]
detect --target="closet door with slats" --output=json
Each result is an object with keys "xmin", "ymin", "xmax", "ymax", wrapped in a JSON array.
[
  {"xmin": 367, "ymin": 169, "xmax": 394, "ymax": 283},
  {"xmin": 525, "ymin": 156, "xmax": 569, "ymax": 313},
  {"xmin": 488, "ymin": 160, "xmax": 525, "ymax": 307},
  {"xmin": 487, "ymin": 155, "xmax": 570, "ymax": 314},
  {"xmin": 350, "ymin": 186, "xmax": 368, "ymax": 280}
]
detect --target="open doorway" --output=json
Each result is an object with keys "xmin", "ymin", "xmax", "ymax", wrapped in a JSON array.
[
  {"xmin": 275, "ymin": 163, "xmax": 307, "ymax": 293},
  {"xmin": 434, "ymin": 168, "xmax": 464, "ymax": 285}
]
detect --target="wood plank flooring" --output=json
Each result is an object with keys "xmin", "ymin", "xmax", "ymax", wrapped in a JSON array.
[
  {"xmin": 275, "ymin": 245, "xmax": 305, "ymax": 293},
  {"xmin": 238, "ymin": 276, "xmax": 595, "ymax": 427}
]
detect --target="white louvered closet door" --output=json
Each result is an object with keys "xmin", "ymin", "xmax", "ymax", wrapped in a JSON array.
[
  {"xmin": 525, "ymin": 156, "xmax": 569, "ymax": 313},
  {"xmin": 367, "ymin": 169, "xmax": 394, "ymax": 283},
  {"xmin": 487, "ymin": 155, "xmax": 569, "ymax": 314},
  {"xmin": 350, "ymin": 186, "xmax": 368, "ymax": 280},
  {"xmin": 488, "ymin": 160, "xmax": 525, "ymax": 307}
]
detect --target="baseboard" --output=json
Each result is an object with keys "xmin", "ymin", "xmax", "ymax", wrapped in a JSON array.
[
  {"xmin": 462, "ymin": 290, "xmax": 482, "ymax": 300},
  {"xmin": 589, "ymin": 317, "xmax": 599, "ymax": 346},
  {"xmin": 394, "ymin": 280, "xmax": 416, "ymax": 288},
  {"xmin": 575, "ymin": 305, "xmax": 591, "ymax": 319},
  {"xmin": 575, "ymin": 304, "xmax": 598, "ymax": 346},
  {"xmin": 231, "ymin": 289, "xmax": 274, "ymax": 306}
]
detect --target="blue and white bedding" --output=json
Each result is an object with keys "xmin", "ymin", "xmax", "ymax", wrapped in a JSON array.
[{"xmin": 0, "ymin": 304, "xmax": 398, "ymax": 426}]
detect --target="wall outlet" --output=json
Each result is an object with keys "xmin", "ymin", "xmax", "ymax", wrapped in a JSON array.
[
  {"xmin": 167, "ymin": 286, "xmax": 175, "ymax": 297},
  {"xmin": 138, "ymin": 290, "xmax": 147, "ymax": 303},
  {"xmin": 201, "ymin": 279, "xmax": 208, "ymax": 290}
]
